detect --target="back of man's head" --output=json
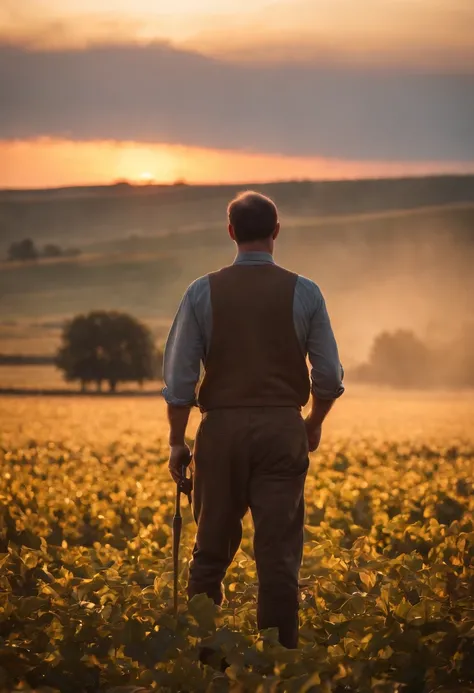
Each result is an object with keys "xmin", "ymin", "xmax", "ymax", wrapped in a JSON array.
[{"xmin": 227, "ymin": 191, "xmax": 279, "ymax": 245}]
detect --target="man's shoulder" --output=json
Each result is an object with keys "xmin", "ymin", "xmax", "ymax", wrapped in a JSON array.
[
  {"xmin": 186, "ymin": 274, "xmax": 211, "ymax": 294},
  {"xmin": 294, "ymin": 274, "xmax": 323, "ymax": 314},
  {"xmin": 295, "ymin": 274, "xmax": 322, "ymax": 297},
  {"xmin": 183, "ymin": 275, "xmax": 211, "ymax": 309}
]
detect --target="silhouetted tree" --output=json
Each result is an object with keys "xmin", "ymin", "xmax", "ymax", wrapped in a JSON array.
[
  {"xmin": 63, "ymin": 247, "xmax": 81, "ymax": 257},
  {"xmin": 7, "ymin": 239, "xmax": 39, "ymax": 262},
  {"xmin": 43, "ymin": 243, "xmax": 63, "ymax": 258},
  {"xmin": 359, "ymin": 329, "xmax": 433, "ymax": 387},
  {"xmin": 55, "ymin": 311, "xmax": 160, "ymax": 392},
  {"xmin": 354, "ymin": 324, "xmax": 474, "ymax": 388}
]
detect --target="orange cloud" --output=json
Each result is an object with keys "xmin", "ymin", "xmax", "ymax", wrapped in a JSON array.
[
  {"xmin": 1, "ymin": 0, "xmax": 473, "ymax": 70},
  {"xmin": 187, "ymin": 0, "xmax": 474, "ymax": 69}
]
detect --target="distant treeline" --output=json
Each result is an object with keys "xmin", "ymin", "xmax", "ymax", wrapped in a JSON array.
[
  {"xmin": 353, "ymin": 326, "xmax": 474, "ymax": 388},
  {"xmin": 6, "ymin": 239, "xmax": 80, "ymax": 262},
  {"xmin": 0, "ymin": 354, "xmax": 55, "ymax": 366}
]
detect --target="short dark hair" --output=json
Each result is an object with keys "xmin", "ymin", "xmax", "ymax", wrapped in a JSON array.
[{"xmin": 227, "ymin": 191, "xmax": 279, "ymax": 244}]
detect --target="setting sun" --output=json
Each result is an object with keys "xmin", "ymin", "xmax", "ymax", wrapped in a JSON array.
[{"xmin": 138, "ymin": 172, "xmax": 155, "ymax": 184}]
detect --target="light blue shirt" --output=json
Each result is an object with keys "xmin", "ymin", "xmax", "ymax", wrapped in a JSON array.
[{"xmin": 163, "ymin": 251, "xmax": 344, "ymax": 406}]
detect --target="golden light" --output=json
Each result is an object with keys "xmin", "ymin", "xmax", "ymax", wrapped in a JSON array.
[
  {"xmin": 2, "ymin": 139, "xmax": 473, "ymax": 189},
  {"xmin": 138, "ymin": 171, "xmax": 155, "ymax": 184}
]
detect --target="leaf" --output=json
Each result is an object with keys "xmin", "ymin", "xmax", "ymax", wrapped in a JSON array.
[
  {"xmin": 76, "ymin": 575, "xmax": 106, "ymax": 600},
  {"xmin": 20, "ymin": 548, "xmax": 40, "ymax": 569},
  {"xmin": 19, "ymin": 529, "xmax": 42, "ymax": 550},
  {"xmin": 188, "ymin": 593, "xmax": 217, "ymax": 632},
  {"xmin": 394, "ymin": 598, "xmax": 411, "ymax": 620},
  {"xmin": 378, "ymin": 584, "xmax": 391, "ymax": 615},
  {"xmin": 18, "ymin": 596, "xmax": 49, "ymax": 618},
  {"xmin": 341, "ymin": 593, "xmax": 365, "ymax": 617},
  {"xmin": 359, "ymin": 570, "xmax": 377, "ymax": 590},
  {"xmin": 379, "ymin": 645, "xmax": 394, "ymax": 659},
  {"xmin": 202, "ymin": 626, "xmax": 245, "ymax": 653},
  {"xmin": 299, "ymin": 672, "xmax": 321, "ymax": 692}
]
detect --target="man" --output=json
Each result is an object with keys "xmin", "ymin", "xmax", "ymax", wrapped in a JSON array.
[{"xmin": 163, "ymin": 191, "xmax": 344, "ymax": 649}]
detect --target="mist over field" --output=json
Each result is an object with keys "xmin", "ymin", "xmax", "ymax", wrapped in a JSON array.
[{"xmin": 1, "ymin": 175, "xmax": 473, "ymax": 385}]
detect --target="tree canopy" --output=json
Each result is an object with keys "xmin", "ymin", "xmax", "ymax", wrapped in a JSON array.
[
  {"xmin": 55, "ymin": 311, "xmax": 160, "ymax": 392},
  {"xmin": 7, "ymin": 239, "xmax": 39, "ymax": 262},
  {"xmin": 354, "ymin": 326, "xmax": 474, "ymax": 388}
]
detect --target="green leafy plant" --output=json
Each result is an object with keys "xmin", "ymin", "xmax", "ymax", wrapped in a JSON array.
[{"xmin": 1, "ymin": 434, "xmax": 473, "ymax": 692}]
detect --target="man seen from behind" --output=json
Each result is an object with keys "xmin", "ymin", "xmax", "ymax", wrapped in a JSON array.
[{"xmin": 163, "ymin": 191, "xmax": 344, "ymax": 649}]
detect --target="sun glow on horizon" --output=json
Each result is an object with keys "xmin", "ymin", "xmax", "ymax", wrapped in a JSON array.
[
  {"xmin": 1, "ymin": 138, "xmax": 473, "ymax": 190},
  {"xmin": 138, "ymin": 172, "xmax": 155, "ymax": 184}
]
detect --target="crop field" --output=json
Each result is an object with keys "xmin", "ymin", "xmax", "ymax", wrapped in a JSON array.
[{"xmin": 1, "ymin": 389, "xmax": 473, "ymax": 693}]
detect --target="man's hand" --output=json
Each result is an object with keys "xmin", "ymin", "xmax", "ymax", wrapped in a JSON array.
[
  {"xmin": 168, "ymin": 444, "xmax": 192, "ymax": 485},
  {"xmin": 304, "ymin": 394, "xmax": 336, "ymax": 452},
  {"xmin": 304, "ymin": 419, "xmax": 322, "ymax": 452}
]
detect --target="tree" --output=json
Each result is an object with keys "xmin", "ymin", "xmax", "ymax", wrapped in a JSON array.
[
  {"xmin": 43, "ymin": 244, "xmax": 81, "ymax": 258},
  {"xmin": 55, "ymin": 311, "xmax": 160, "ymax": 392},
  {"xmin": 43, "ymin": 243, "xmax": 63, "ymax": 258},
  {"xmin": 364, "ymin": 329, "xmax": 434, "ymax": 387},
  {"xmin": 63, "ymin": 247, "xmax": 81, "ymax": 257},
  {"xmin": 354, "ymin": 324, "xmax": 474, "ymax": 389},
  {"xmin": 7, "ymin": 239, "xmax": 39, "ymax": 262}
]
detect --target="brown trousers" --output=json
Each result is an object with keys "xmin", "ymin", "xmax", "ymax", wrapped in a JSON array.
[{"xmin": 188, "ymin": 407, "xmax": 309, "ymax": 648}]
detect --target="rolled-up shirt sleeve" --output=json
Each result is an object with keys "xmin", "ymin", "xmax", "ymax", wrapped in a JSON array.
[
  {"xmin": 162, "ymin": 287, "xmax": 205, "ymax": 407},
  {"xmin": 307, "ymin": 291, "xmax": 344, "ymax": 400}
]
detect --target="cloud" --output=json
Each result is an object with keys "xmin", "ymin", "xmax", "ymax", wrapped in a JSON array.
[
  {"xmin": 1, "ymin": 42, "xmax": 473, "ymax": 161},
  {"xmin": 188, "ymin": 0, "xmax": 474, "ymax": 69},
  {"xmin": 3, "ymin": 0, "xmax": 474, "ymax": 67}
]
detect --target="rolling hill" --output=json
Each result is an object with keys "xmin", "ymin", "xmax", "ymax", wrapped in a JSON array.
[{"xmin": 1, "ymin": 176, "xmax": 473, "ymax": 367}]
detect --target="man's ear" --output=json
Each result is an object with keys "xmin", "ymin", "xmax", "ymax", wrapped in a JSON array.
[
  {"xmin": 273, "ymin": 222, "xmax": 281, "ymax": 240},
  {"xmin": 228, "ymin": 224, "xmax": 236, "ymax": 241}
]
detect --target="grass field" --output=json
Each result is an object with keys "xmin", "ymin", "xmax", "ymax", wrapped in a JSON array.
[
  {"xmin": 0, "ymin": 365, "xmax": 162, "ymax": 393},
  {"xmin": 1, "ymin": 389, "xmax": 473, "ymax": 692}
]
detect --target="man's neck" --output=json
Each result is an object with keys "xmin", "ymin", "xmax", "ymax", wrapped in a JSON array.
[{"xmin": 236, "ymin": 242, "xmax": 273, "ymax": 254}]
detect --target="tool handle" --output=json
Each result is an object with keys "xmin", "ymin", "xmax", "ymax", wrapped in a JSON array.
[
  {"xmin": 175, "ymin": 480, "xmax": 182, "ymax": 517},
  {"xmin": 172, "ymin": 512, "xmax": 182, "ymax": 615},
  {"xmin": 172, "ymin": 463, "xmax": 188, "ymax": 615}
]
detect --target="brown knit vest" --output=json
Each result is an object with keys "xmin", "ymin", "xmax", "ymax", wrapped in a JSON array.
[{"xmin": 198, "ymin": 264, "xmax": 310, "ymax": 411}]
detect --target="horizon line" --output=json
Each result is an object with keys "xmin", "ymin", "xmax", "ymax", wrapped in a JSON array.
[{"xmin": 2, "ymin": 171, "xmax": 474, "ymax": 195}]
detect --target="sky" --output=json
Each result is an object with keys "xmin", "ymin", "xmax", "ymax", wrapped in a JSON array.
[{"xmin": 1, "ymin": 0, "xmax": 473, "ymax": 188}]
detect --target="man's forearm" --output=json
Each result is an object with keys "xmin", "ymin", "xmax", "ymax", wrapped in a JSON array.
[
  {"xmin": 167, "ymin": 404, "xmax": 192, "ymax": 446},
  {"xmin": 306, "ymin": 394, "xmax": 335, "ymax": 428}
]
